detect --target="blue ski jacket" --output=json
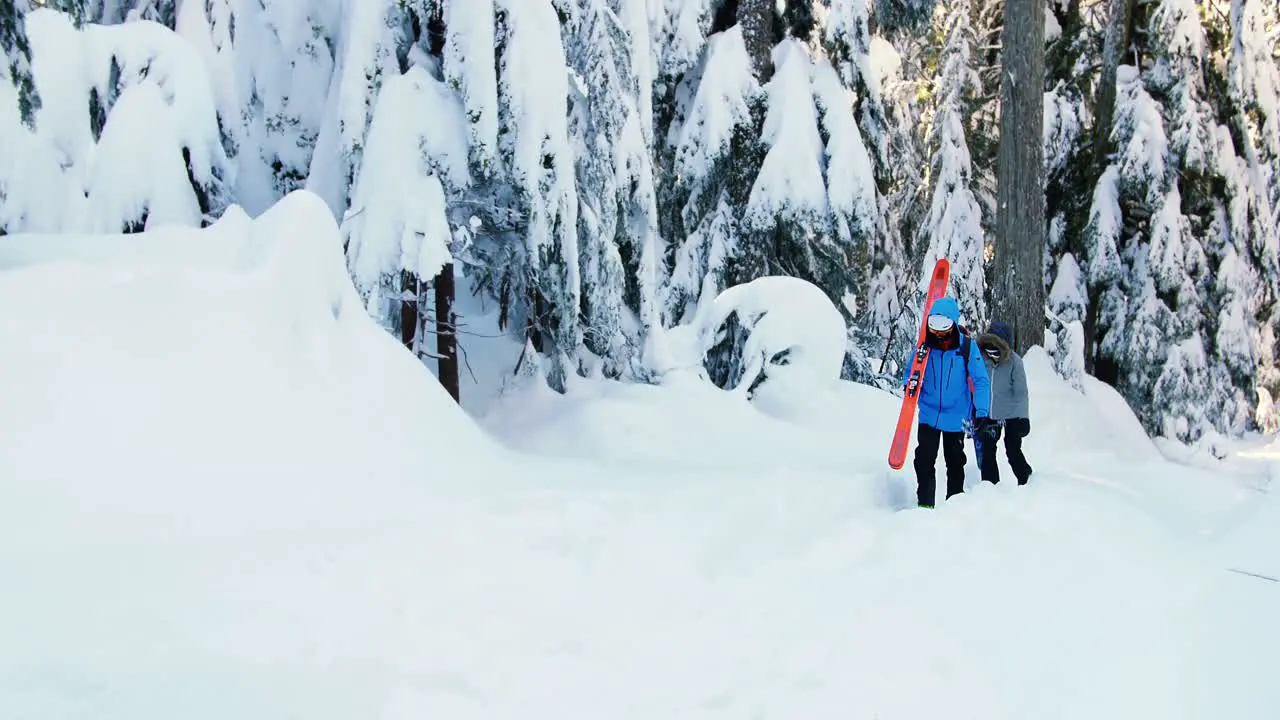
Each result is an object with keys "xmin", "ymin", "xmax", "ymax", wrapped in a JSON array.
[{"xmin": 903, "ymin": 297, "xmax": 991, "ymax": 433}]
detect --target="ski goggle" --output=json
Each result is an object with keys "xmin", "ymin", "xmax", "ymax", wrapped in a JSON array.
[{"xmin": 926, "ymin": 314, "xmax": 954, "ymax": 333}]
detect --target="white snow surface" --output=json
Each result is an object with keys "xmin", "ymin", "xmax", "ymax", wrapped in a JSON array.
[{"xmin": 2, "ymin": 193, "xmax": 1278, "ymax": 718}]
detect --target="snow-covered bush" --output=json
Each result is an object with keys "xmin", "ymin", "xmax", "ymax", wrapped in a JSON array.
[
  {"xmin": 1048, "ymin": 253, "xmax": 1087, "ymax": 391},
  {"xmin": 697, "ymin": 276, "xmax": 847, "ymax": 401}
]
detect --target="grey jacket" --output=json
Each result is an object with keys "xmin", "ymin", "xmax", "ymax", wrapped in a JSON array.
[{"xmin": 977, "ymin": 333, "xmax": 1029, "ymax": 421}]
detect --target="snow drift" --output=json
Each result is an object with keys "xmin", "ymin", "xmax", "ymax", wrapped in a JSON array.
[
  {"xmin": 0, "ymin": 189, "xmax": 1276, "ymax": 720},
  {"xmin": 0, "ymin": 190, "xmax": 504, "ymax": 552}
]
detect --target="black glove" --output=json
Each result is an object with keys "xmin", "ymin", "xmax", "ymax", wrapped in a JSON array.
[{"xmin": 974, "ymin": 416, "xmax": 1000, "ymax": 440}]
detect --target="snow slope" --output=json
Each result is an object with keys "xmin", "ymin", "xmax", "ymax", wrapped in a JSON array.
[{"xmin": 1, "ymin": 193, "xmax": 1276, "ymax": 719}]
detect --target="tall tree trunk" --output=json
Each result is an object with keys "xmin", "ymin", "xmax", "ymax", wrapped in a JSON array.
[
  {"xmin": 1093, "ymin": 0, "xmax": 1136, "ymax": 169},
  {"xmin": 435, "ymin": 263, "xmax": 460, "ymax": 404},
  {"xmin": 400, "ymin": 270, "xmax": 420, "ymax": 353},
  {"xmin": 992, "ymin": 0, "xmax": 1046, "ymax": 353},
  {"xmin": 738, "ymin": 0, "xmax": 775, "ymax": 82}
]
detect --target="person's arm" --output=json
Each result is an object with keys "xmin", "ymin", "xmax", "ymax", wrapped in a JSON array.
[
  {"xmin": 969, "ymin": 342, "xmax": 992, "ymax": 418},
  {"xmin": 1012, "ymin": 353, "xmax": 1029, "ymax": 413}
]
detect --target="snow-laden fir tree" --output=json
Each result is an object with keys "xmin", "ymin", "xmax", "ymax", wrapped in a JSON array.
[
  {"xmin": 740, "ymin": 40, "xmax": 838, "ymax": 289},
  {"xmin": 860, "ymin": 23, "xmax": 934, "ymax": 380},
  {"xmin": 343, "ymin": 66, "xmax": 470, "ymax": 344},
  {"xmin": 615, "ymin": 0, "xmax": 668, "ymax": 373},
  {"xmin": 228, "ymin": 0, "xmax": 339, "ymax": 211},
  {"xmin": 562, "ymin": 0, "xmax": 638, "ymax": 375},
  {"xmin": 492, "ymin": 0, "xmax": 581, "ymax": 390},
  {"xmin": 919, "ymin": 0, "xmax": 986, "ymax": 328},
  {"xmin": 1042, "ymin": 0, "xmax": 1098, "ymax": 380},
  {"xmin": 1090, "ymin": 57, "xmax": 1215, "ymax": 441},
  {"xmin": 307, "ymin": 0, "xmax": 406, "ymax": 219},
  {"xmin": 444, "ymin": 0, "xmax": 498, "ymax": 175},
  {"xmin": 822, "ymin": 0, "xmax": 889, "ymax": 176},
  {"xmin": 4, "ymin": 8, "xmax": 231, "ymax": 233},
  {"xmin": 0, "ymin": 0, "xmax": 39, "ymax": 127},
  {"xmin": 1227, "ymin": 0, "xmax": 1280, "ymax": 400},
  {"xmin": 1228, "ymin": 0, "xmax": 1280, "ymax": 236},
  {"xmin": 661, "ymin": 25, "xmax": 760, "ymax": 324},
  {"xmin": 821, "ymin": 0, "xmax": 912, "ymax": 382},
  {"xmin": 1142, "ymin": 0, "xmax": 1217, "ymax": 439}
]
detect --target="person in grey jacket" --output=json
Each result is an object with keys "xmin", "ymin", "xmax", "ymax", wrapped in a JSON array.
[{"xmin": 974, "ymin": 321, "xmax": 1033, "ymax": 485}]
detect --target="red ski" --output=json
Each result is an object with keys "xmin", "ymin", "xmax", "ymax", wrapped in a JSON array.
[{"xmin": 887, "ymin": 258, "xmax": 951, "ymax": 470}]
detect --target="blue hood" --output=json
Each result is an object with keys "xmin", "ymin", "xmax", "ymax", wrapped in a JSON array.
[{"xmin": 930, "ymin": 296, "xmax": 961, "ymax": 323}]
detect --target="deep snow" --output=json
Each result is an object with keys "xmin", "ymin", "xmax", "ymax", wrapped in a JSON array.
[{"xmin": 1, "ymin": 192, "xmax": 1277, "ymax": 719}]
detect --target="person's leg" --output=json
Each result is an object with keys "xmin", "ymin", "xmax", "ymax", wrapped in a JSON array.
[
  {"xmin": 942, "ymin": 431, "xmax": 967, "ymax": 499},
  {"xmin": 977, "ymin": 425, "xmax": 1002, "ymax": 484},
  {"xmin": 1004, "ymin": 418, "xmax": 1033, "ymax": 484},
  {"xmin": 913, "ymin": 424, "xmax": 942, "ymax": 507}
]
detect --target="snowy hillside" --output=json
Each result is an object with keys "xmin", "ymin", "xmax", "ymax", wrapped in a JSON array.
[{"xmin": 1, "ymin": 193, "xmax": 1277, "ymax": 718}]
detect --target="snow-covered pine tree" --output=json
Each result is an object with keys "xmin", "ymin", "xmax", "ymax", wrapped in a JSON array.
[
  {"xmin": 307, "ymin": 0, "xmax": 407, "ymax": 219},
  {"xmin": 0, "ymin": 0, "xmax": 40, "ymax": 127},
  {"xmin": 876, "ymin": 0, "xmax": 941, "ymax": 34},
  {"xmin": 225, "ymin": 0, "xmax": 339, "ymax": 211},
  {"xmin": 444, "ymin": 0, "xmax": 498, "ymax": 176},
  {"xmin": 821, "ymin": 0, "xmax": 910, "ymax": 382},
  {"xmin": 966, "ymin": 0, "xmax": 1002, "ymax": 239},
  {"xmin": 1228, "ymin": 0, "xmax": 1280, "ymax": 235},
  {"xmin": 85, "ymin": 15, "xmax": 234, "ymax": 225},
  {"xmin": 1226, "ymin": 0, "xmax": 1280, "ymax": 401},
  {"xmin": 490, "ymin": 0, "xmax": 582, "ymax": 390},
  {"xmin": 130, "ymin": 0, "xmax": 175, "ymax": 28},
  {"xmin": 823, "ymin": 0, "xmax": 890, "ymax": 178},
  {"xmin": 1046, "ymin": 252, "xmax": 1087, "ymax": 388},
  {"xmin": 860, "ymin": 20, "xmax": 933, "ymax": 380},
  {"xmin": 660, "ymin": 24, "xmax": 760, "ymax": 324},
  {"xmin": 1042, "ymin": 0, "xmax": 1097, "ymax": 383},
  {"xmin": 739, "ymin": 39, "xmax": 838, "ymax": 292},
  {"xmin": 563, "ymin": 0, "xmax": 635, "ymax": 376},
  {"xmin": 9, "ymin": 8, "xmax": 231, "ymax": 232},
  {"xmin": 919, "ymin": 0, "xmax": 986, "ymax": 328},
  {"xmin": 1125, "ymin": 0, "xmax": 1215, "ymax": 439},
  {"xmin": 813, "ymin": 51, "xmax": 879, "ymax": 379},
  {"xmin": 343, "ymin": 63, "xmax": 470, "ymax": 351},
  {"xmin": 1089, "ymin": 55, "xmax": 1210, "ymax": 440},
  {"xmin": 614, "ymin": 0, "xmax": 667, "ymax": 374}
]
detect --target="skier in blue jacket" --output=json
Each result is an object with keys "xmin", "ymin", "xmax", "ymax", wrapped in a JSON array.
[{"xmin": 903, "ymin": 297, "xmax": 994, "ymax": 508}]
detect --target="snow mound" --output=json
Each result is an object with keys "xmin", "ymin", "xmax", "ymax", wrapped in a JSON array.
[
  {"xmin": 695, "ymin": 275, "xmax": 847, "ymax": 399},
  {"xmin": 0, "ymin": 190, "xmax": 503, "ymax": 552}
]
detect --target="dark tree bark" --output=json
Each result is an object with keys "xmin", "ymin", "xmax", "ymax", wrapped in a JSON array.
[
  {"xmin": 400, "ymin": 270, "xmax": 420, "ymax": 352},
  {"xmin": 992, "ymin": 0, "xmax": 1046, "ymax": 354},
  {"xmin": 1092, "ymin": 0, "xmax": 1136, "ymax": 169},
  {"xmin": 737, "ymin": 0, "xmax": 775, "ymax": 82},
  {"xmin": 435, "ymin": 263, "xmax": 460, "ymax": 404}
]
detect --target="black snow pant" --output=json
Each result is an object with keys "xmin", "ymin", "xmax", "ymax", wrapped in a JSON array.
[
  {"xmin": 977, "ymin": 418, "xmax": 1033, "ymax": 485},
  {"xmin": 914, "ymin": 423, "xmax": 966, "ymax": 507}
]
